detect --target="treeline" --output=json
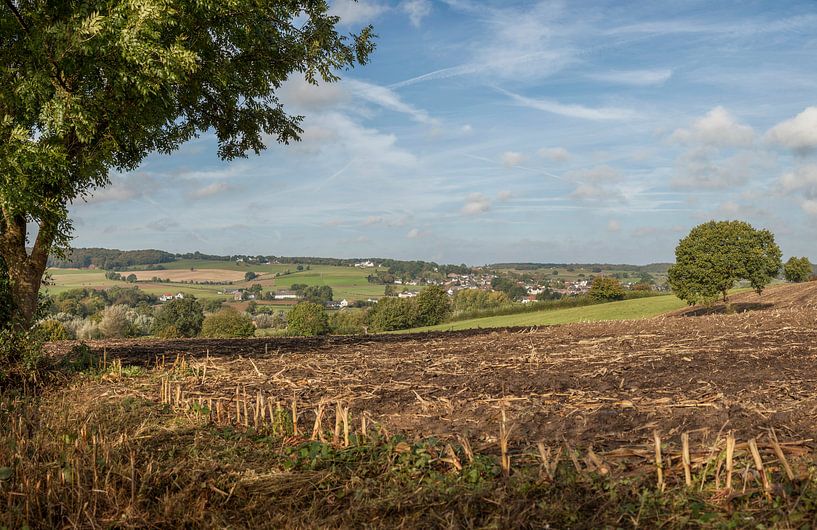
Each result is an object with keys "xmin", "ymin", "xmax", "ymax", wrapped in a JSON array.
[
  {"xmin": 490, "ymin": 262, "xmax": 673, "ymax": 273},
  {"xmin": 48, "ymin": 248, "xmax": 176, "ymax": 270}
]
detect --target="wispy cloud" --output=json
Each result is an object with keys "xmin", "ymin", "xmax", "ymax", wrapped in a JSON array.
[
  {"xmin": 588, "ymin": 68, "xmax": 672, "ymax": 86},
  {"xmin": 500, "ymin": 88, "xmax": 638, "ymax": 121},
  {"xmin": 347, "ymin": 80, "xmax": 436, "ymax": 125},
  {"xmin": 400, "ymin": 0, "xmax": 431, "ymax": 27}
]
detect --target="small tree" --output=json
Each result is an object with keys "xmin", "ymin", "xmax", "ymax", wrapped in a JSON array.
[
  {"xmin": 152, "ymin": 297, "xmax": 204, "ymax": 338},
  {"xmin": 99, "ymin": 304, "xmax": 133, "ymax": 338},
  {"xmin": 668, "ymin": 221, "xmax": 782, "ymax": 305},
  {"xmin": 589, "ymin": 277, "xmax": 625, "ymax": 302},
  {"xmin": 415, "ymin": 286, "xmax": 451, "ymax": 326},
  {"xmin": 244, "ymin": 272, "xmax": 258, "ymax": 282},
  {"xmin": 287, "ymin": 302, "xmax": 329, "ymax": 336},
  {"xmin": 784, "ymin": 256, "xmax": 812, "ymax": 283},
  {"xmin": 368, "ymin": 297, "xmax": 417, "ymax": 332},
  {"xmin": 201, "ymin": 308, "xmax": 255, "ymax": 338}
]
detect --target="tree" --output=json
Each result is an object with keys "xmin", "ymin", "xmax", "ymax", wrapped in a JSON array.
[
  {"xmin": 668, "ymin": 221, "xmax": 782, "ymax": 305},
  {"xmin": 0, "ymin": 3, "xmax": 374, "ymax": 331},
  {"xmin": 784, "ymin": 256, "xmax": 812, "ymax": 283},
  {"xmin": 588, "ymin": 277, "xmax": 625, "ymax": 302},
  {"xmin": 200, "ymin": 308, "xmax": 255, "ymax": 338},
  {"xmin": 244, "ymin": 272, "xmax": 258, "ymax": 282},
  {"xmin": 287, "ymin": 302, "xmax": 329, "ymax": 336},
  {"xmin": 415, "ymin": 286, "xmax": 451, "ymax": 326},
  {"xmin": 368, "ymin": 297, "xmax": 417, "ymax": 332},
  {"xmin": 152, "ymin": 297, "xmax": 204, "ymax": 338}
]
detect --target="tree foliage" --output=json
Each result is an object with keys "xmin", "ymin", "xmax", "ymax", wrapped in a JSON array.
[
  {"xmin": 668, "ymin": 221, "xmax": 782, "ymax": 305},
  {"xmin": 415, "ymin": 286, "xmax": 451, "ymax": 327},
  {"xmin": 783, "ymin": 256, "xmax": 812, "ymax": 283},
  {"xmin": 452, "ymin": 289, "xmax": 510, "ymax": 312},
  {"xmin": 0, "ymin": 1, "xmax": 374, "ymax": 329},
  {"xmin": 287, "ymin": 302, "xmax": 329, "ymax": 336},
  {"xmin": 200, "ymin": 308, "xmax": 255, "ymax": 338},
  {"xmin": 589, "ymin": 277, "xmax": 625, "ymax": 302},
  {"xmin": 367, "ymin": 297, "xmax": 418, "ymax": 332},
  {"xmin": 151, "ymin": 297, "xmax": 204, "ymax": 338}
]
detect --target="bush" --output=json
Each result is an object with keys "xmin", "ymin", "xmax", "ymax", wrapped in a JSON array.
[
  {"xmin": 34, "ymin": 319, "xmax": 71, "ymax": 342},
  {"xmin": 589, "ymin": 277, "xmax": 625, "ymax": 302},
  {"xmin": 254, "ymin": 313, "xmax": 275, "ymax": 329},
  {"xmin": 368, "ymin": 297, "xmax": 418, "ymax": 332},
  {"xmin": 329, "ymin": 310, "xmax": 368, "ymax": 335},
  {"xmin": 287, "ymin": 302, "xmax": 329, "ymax": 336},
  {"xmin": 99, "ymin": 305, "xmax": 133, "ymax": 338},
  {"xmin": 453, "ymin": 289, "xmax": 510, "ymax": 312},
  {"xmin": 415, "ymin": 286, "xmax": 451, "ymax": 327},
  {"xmin": 152, "ymin": 297, "xmax": 204, "ymax": 337},
  {"xmin": 784, "ymin": 256, "xmax": 812, "ymax": 283},
  {"xmin": 201, "ymin": 308, "xmax": 256, "ymax": 338}
]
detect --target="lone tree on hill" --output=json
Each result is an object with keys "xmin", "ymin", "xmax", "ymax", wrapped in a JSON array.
[
  {"xmin": 589, "ymin": 277, "xmax": 625, "ymax": 302},
  {"xmin": 668, "ymin": 221, "xmax": 782, "ymax": 305},
  {"xmin": 783, "ymin": 256, "xmax": 813, "ymax": 283},
  {"xmin": 0, "ymin": 2, "xmax": 374, "ymax": 331}
]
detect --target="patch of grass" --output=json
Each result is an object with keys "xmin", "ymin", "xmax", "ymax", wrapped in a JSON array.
[{"xmin": 405, "ymin": 294, "xmax": 688, "ymax": 332}]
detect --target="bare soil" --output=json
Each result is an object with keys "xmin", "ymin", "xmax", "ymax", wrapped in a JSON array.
[
  {"xmin": 49, "ymin": 282, "xmax": 817, "ymax": 451},
  {"xmin": 128, "ymin": 268, "xmax": 250, "ymax": 282}
]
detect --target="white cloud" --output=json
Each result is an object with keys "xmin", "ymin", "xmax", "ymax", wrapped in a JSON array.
[
  {"xmin": 766, "ymin": 107, "xmax": 817, "ymax": 155},
  {"xmin": 607, "ymin": 219, "xmax": 621, "ymax": 232},
  {"xmin": 401, "ymin": 0, "xmax": 431, "ymax": 27},
  {"xmin": 362, "ymin": 215, "xmax": 385, "ymax": 226},
  {"xmin": 497, "ymin": 190, "xmax": 513, "ymax": 201},
  {"xmin": 82, "ymin": 174, "xmax": 153, "ymax": 204},
  {"xmin": 460, "ymin": 124, "xmax": 474, "ymax": 134},
  {"xmin": 802, "ymin": 200, "xmax": 817, "ymax": 215},
  {"xmin": 330, "ymin": 0, "xmax": 388, "ymax": 25},
  {"xmin": 501, "ymin": 89, "xmax": 638, "ymax": 121},
  {"xmin": 461, "ymin": 193, "xmax": 491, "ymax": 215},
  {"xmin": 298, "ymin": 112, "xmax": 417, "ymax": 172},
  {"xmin": 501, "ymin": 151, "xmax": 525, "ymax": 167},
  {"xmin": 538, "ymin": 147, "xmax": 571, "ymax": 162},
  {"xmin": 278, "ymin": 76, "xmax": 348, "ymax": 111},
  {"xmin": 190, "ymin": 182, "xmax": 231, "ymax": 199},
  {"xmin": 406, "ymin": 228, "xmax": 422, "ymax": 239},
  {"xmin": 570, "ymin": 183, "xmax": 621, "ymax": 202},
  {"xmin": 565, "ymin": 165, "xmax": 621, "ymax": 183},
  {"xmin": 346, "ymin": 79, "xmax": 436, "ymax": 125},
  {"xmin": 779, "ymin": 164, "xmax": 817, "ymax": 198},
  {"xmin": 589, "ymin": 69, "xmax": 673, "ymax": 86},
  {"xmin": 670, "ymin": 106, "xmax": 755, "ymax": 148},
  {"xmin": 671, "ymin": 147, "xmax": 771, "ymax": 189}
]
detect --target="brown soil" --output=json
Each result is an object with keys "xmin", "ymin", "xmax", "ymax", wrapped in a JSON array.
[{"xmin": 48, "ymin": 282, "xmax": 817, "ymax": 451}]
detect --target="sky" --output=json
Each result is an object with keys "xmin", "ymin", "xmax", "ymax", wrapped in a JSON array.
[{"xmin": 70, "ymin": 0, "xmax": 817, "ymax": 265}]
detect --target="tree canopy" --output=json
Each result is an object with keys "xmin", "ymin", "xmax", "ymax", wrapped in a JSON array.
[
  {"xmin": 668, "ymin": 221, "xmax": 782, "ymax": 305},
  {"xmin": 0, "ymin": 1, "xmax": 374, "ymax": 329},
  {"xmin": 783, "ymin": 256, "xmax": 812, "ymax": 283}
]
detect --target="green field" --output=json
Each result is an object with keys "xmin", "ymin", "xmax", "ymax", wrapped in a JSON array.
[
  {"xmin": 404, "ymin": 294, "xmax": 687, "ymax": 332},
  {"xmin": 45, "ymin": 262, "xmax": 388, "ymax": 303}
]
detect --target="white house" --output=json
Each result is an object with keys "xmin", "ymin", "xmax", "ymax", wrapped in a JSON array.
[
  {"xmin": 339, "ymin": 299, "xmax": 349, "ymax": 308},
  {"xmin": 398, "ymin": 291, "xmax": 418, "ymax": 298},
  {"xmin": 273, "ymin": 290, "xmax": 300, "ymax": 300}
]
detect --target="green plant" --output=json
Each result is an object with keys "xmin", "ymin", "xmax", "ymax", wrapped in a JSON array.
[
  {"xmin": 200, "ymin": 308, "xmax": 255, "ymax": 338},
  {"xmin": 152, "ymin": 298, "xmax": 204, "ymax": 338},
  {"xmin": 783, "ymin": 256, "xmax": 812, "ymax": 283},
  {"xmin": 589, "ymin": 277, "xmax": 625, "ymax": 302},
  {"xmin": 367, "ymin": 297, "xmax": 418, "ymax": 332},
  {"xmin": 668, "ymin": 221, "xmax": 782, "ymax": 305},
  {"xmin": 34, "ymin": 319, "xmax": 71, "ymax": 342},
  {"xmin": 415, "ymin": 286, "xmax": 451, "ymax": 326},
  {"xmin": 287, "ymin": 302, "xmax": 330, "ymax": 336}
]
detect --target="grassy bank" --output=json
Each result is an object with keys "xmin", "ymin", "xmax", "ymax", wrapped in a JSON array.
[{"xmin": 405, "ymin": 294, "xmax": 687, "ymax": 332}]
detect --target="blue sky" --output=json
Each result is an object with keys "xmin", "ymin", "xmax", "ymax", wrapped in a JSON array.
[{"xmin": 71, "ymin": 0, "xmax": 817, "ymax": 264}]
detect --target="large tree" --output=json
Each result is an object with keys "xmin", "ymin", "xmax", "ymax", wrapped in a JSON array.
[
  {"xmin": 668, "ymin": 220, "xmax": 782, "ymax": 305},
  {"xmin": 0, "ymin": 1, "xmax": 374, "ymax": 329}
]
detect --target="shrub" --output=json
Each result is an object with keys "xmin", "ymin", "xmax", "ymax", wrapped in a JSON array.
[
  {"xmin": 368, "ymin": 297, "xmax": 418, "ymax": 332},
  {"xmin": 99, "ymin": 305, "xmax": 133, "ymax": 338},
  {"xmin": 152, "ymin": 297, "xmax": 204, "ymax": 337},
  {"xmin": 329, "ymin": 310, "xmax": 368, "ymax": 335},
  {"xmin": 589, "ymin": 277, "xmax": 625, "ymax": 302},
  {"xmin": 201, "ymin": 308, "xmax": 256, "ymax": 338},
  {"xmin": 287, "ymin": 302, "xmax": 329, "ymax": 336},
  {"xmin": 34, "ymin": 319, "xmax": 71, "ymax": 342},
  {"xmin": 254, "ymin": 313, "xmax": 275, "ymax": 329}
]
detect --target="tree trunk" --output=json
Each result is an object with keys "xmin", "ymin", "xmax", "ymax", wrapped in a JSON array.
[{"xmin": 0, "ymin": 209, "xmax": 53, "ymax": 330}]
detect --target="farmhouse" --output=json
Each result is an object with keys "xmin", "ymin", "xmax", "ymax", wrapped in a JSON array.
[
  {"xmin": 159, "ymin": 293, "xmax": 185, "ymax": 302},
  {"xmin": 273, "ymin": 290, "xmax": 300, "ymax": 300}
]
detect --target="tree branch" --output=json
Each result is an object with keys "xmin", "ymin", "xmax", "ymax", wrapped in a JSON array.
[{"xmin": 3, "ymin": 0, "xmax": 29, "ymax": 33}]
